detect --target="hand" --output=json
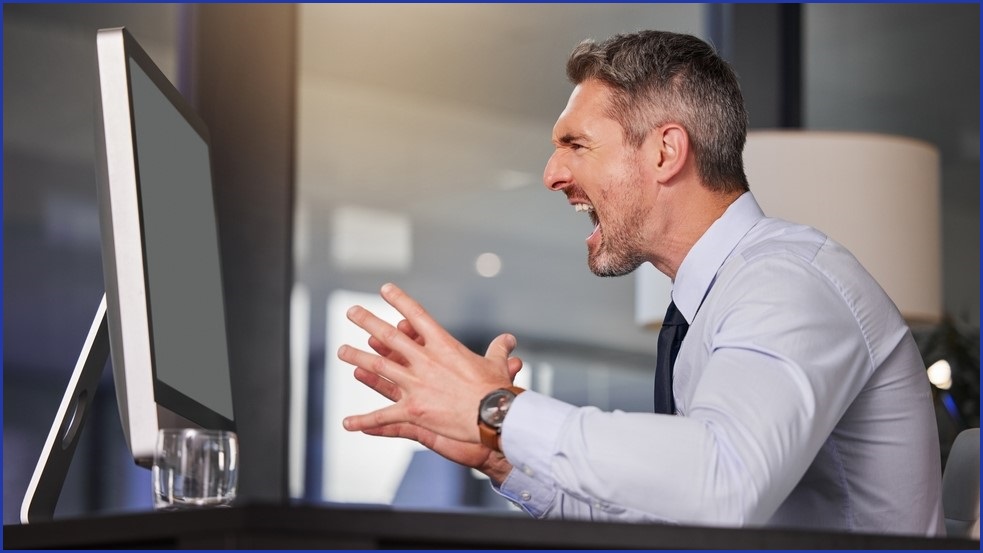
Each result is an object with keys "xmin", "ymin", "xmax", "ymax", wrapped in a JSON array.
[
  {"xmin": 346, "ymin": 311, "xmax": 522, "ymax": 483},
  {"xmin": 338, "ymin": 283, "xmax": 518, "ymax": 445},
  {"xmin": 352, "ymin": 320, "xmax": 521, "ymax": 483}
]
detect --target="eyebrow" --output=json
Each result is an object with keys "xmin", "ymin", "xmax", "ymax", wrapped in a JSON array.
[{"xmin": 557, "ymin": 132, "xmax": 589, "ymax": 146}]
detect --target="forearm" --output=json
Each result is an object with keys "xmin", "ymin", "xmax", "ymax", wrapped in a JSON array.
[
  {"xmin": 498, "ymin": 377, "xmax": 839, "ymax": 527},
  {"xmin": 498, "ymin": 393, "xmax": 700, "ymax": 523}
]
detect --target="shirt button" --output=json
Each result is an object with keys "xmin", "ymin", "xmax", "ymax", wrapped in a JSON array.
[
  {"xmin": 522, "ymin": 465, "xmax": 534, "ymax": 476},
  {"xmin": 520, "ymin": 491, "xmax": 532, "ymax": 501}
]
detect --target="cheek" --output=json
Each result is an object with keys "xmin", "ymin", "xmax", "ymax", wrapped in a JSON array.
[
  {"xmin": 598, "ymin": 163, "xmax": 639, "ymax": 201},
  {"xmin": 575, "ymin": 155, "xmax": 637, "ymax": 204}
]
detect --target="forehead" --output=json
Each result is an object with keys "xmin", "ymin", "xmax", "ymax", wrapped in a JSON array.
[{"xmin": 552, "ymin": 80, "xmax": 622, "ymax": 140}]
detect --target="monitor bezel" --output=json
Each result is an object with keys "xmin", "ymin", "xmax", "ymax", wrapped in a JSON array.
[{"xmin": 95, "ymin": 27, "xmax": 235, "ymax": 467}]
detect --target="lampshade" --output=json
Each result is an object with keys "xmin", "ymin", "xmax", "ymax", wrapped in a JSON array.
[{"xmin": 636, "ymin": 130, "xmax": 942, "ymax": 328}]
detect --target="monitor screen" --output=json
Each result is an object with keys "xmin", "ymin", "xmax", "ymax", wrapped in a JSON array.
[
  {"xmin": 96, "ymin": 26, "xmax": 235, "ymax": 464},
  {"xmin": 127, "ymin": 51, "xmax": 234, "ymax": 423}
]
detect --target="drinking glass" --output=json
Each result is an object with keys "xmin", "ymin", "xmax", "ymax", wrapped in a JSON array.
[{"xmin": 152, "ymin": 428, "xmax": 238, "ymax": 510}]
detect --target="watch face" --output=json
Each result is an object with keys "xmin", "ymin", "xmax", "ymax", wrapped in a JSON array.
[{"xmin": 479, "ymin": 389, "xmax": 516, "ymax": 429}]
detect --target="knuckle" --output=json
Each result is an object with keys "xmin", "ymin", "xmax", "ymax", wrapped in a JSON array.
[
  {"xmin": 406, "ymin": 303, "xmax": 426, "ymax": 319},
  {"xmin": 405, "ymin": 399, "xmax": 426, "ymax": 420},
  {"xmin": 381, "ymin": 324, "xmax": 400, "ymax": 343}
]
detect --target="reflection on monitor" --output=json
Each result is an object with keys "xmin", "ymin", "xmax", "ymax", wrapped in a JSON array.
[{"xmin": 21, "ymin": 27, "xmax": 235, "ymax": 523}]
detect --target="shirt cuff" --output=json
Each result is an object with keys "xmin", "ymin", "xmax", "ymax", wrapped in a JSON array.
[
  {"xmin": 492, "ymin": 464, "xmax": 556, "ymax": 517},
  {"xmin": 497, "ymin": 391, "xmax": 576, "ymax": 515}
]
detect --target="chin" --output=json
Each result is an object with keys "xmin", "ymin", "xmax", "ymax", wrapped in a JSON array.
[{"xmin": 588, "ymin": 248, "xmax": 644, "ymax": 278}]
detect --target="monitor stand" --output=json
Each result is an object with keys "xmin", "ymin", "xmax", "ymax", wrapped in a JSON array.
[{"xmin": 20, "ymin": 295, "xmax": 110, "ymax": 524}]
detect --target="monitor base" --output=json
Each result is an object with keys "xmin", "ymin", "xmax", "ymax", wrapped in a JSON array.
[{"xmin": 20, "ymin": 294, "xmax": 110, "ymax": 524}]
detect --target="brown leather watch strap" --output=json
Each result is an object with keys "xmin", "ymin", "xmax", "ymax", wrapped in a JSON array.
[
  {"xmin": 479, "ymin": 421, "xmax": 499, "ymax": 451},
  {"xmin": 478, "ymin": 386, "xmax": 525, "ymax": 452}
]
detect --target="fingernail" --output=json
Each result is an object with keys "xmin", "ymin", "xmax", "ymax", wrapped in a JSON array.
[
  {"xmin": 343, "ymin": 418, "xmax": 351, "ymax": 430},
  {"xmin": 381, "ymin": 282, "xmax": 394, "ymax": 294}
]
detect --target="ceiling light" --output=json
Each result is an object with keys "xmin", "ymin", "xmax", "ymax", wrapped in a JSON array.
[{"xmin": 475, "ymin": 252, "xmax": 502, "ymax": 278}]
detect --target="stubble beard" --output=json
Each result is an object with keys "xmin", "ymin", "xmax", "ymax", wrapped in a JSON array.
[{"xmin": 587, "ymin": 174, "xmax": 648, "ymax": 278}]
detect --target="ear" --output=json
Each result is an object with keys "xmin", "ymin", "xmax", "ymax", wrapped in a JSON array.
[{"xmin": 652, "ymin": 124, "xmax": 689, "ymax": 183}]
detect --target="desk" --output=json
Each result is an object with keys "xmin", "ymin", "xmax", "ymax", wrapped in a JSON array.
[{"xmin": 4, "ymin": 503, "xmax": 978, "ymax": 549}]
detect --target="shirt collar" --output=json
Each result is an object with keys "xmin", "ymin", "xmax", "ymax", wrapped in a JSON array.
[{"xmin": 672, "ymin": 192, "xmax": 765, "ymax": 323}]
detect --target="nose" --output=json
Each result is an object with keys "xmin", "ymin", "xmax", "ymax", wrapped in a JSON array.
[{"xmin": 543, "ymin": 150, "xmax": 571, "ymax": 191}]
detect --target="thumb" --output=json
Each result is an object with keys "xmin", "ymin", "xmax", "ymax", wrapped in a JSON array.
[
  {"xmin": 507, "ymin": 356, "xmax": 523, "ymax": 379},
  {"xmin": 485, "ymin": 333, "xmax": 517, "ymax": 361}
]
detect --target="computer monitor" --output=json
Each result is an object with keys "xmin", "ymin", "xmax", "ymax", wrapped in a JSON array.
[{"xmin": 20, "ymin": 27, "xmax": 235, "ymax": 523}]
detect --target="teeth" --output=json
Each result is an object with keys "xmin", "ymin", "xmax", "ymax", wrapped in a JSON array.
[{"xmin": 573, "ymin": 203, "xmax": 594, "ymax": 213}]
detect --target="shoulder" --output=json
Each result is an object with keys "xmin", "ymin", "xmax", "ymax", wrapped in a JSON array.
[
  {"xmin": 704, "ymin": 216, "xmax": 883, "ymax": 329},
  {"xmin": 725, "ymin": 217, "xmax": 875, "ymax": 291},
  {"xmin": 705, "ymin": 217, "xmax": 908, "ymax": 365},
  {"xmin": 736, "ymin": 217, "xmax": 827, "ymax": 265}
]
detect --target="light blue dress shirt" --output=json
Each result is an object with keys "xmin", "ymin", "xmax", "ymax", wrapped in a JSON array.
[{"xmin": 496, "ymin": 192, "xmax": 944, "ymax": 536}]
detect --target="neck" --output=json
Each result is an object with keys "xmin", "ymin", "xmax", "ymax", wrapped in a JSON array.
[{"xmin": 648, "ymin": 187, "xmax": 742, "ymax": 280}]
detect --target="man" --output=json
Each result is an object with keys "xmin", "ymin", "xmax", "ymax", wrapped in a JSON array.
[{"xmin": 337, "ymin": 30, "xmax": 944, "ymax": 535}]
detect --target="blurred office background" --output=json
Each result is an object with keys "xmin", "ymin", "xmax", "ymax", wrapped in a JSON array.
[{"xmin": 3, "ymin": 4, "xmax": 978, "ymax": 522}]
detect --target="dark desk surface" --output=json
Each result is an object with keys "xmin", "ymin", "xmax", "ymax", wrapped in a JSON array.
[{"xmin": 4, "ymin": 502, "xmax": 978, "ymax": 549}]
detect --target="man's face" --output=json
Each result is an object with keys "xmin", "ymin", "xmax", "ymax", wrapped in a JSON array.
[{"xmin": 543, "ymin": 80, "xmax": 650, "ymax": 277}]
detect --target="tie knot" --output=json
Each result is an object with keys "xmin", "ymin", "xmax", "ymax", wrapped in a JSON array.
[{"xmin": 663, "ymin": 301, "xmax": 688, "ymax": 327}]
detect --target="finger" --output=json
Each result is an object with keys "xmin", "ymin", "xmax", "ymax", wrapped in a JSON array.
[
  {"xmin": 362, "ymin": 423, "xmax": 438, "ymax": 452},
  {"xmin": 367, "ymin": 335, "xmax": 393, "ymax": 358},
  {"xmin": 368, "ymin": 335, "xmax": 409, "ymax": 365},
  {"xmin": 379, "ymin": 283, "xmax": 445, "ymax": 344},
  {"xmin": 353, "ymin": 366, "xmax": 401, "ymax": 402},
  {"xmin": 346, "ymin": 304, "xmax": 423, "ymax": 362},
  {"xmin": 362, "ymin": 422, "xmax": 419, "ymax": 441},
  {"xmin": 396, "ymin": 319, "xmax": 426, "ymax": 349},
  {"xmin": 369, "ymin": 320, "xmax": 421, "ymax": 365},
  {"xmin": 396, "ymin": 319, "xmax": 424, "ymax": 345},
  {"xmin": 337, "ymin": 344, "xmax": 408, "ymax": 385},
  {"xmin": 343, "ymin": 403, "xmax": 406, "ymax": 432},
  {"xmin": 507, "ymin": 356, "xmax": 523, "ymax": 379},
  {"xmin": 485, "ymin": 333, "xmax": 518, "ymax": 361}
]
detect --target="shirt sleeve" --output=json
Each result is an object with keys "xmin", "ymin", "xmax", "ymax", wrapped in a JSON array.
[
  {"xmin": 494, "ymin": 252, "xmax": 875, "ymax": 527},
  {"xmin": 492, "ymin": 392, "xmax": 566, "ymax": 517},
  {"xmin": 495, "ymin": 392, "xmax": 682, "ymax": 523}
]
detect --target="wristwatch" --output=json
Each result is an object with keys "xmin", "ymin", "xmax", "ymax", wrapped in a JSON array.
[{"xmin": 477, "ymin": 386, "xmax": 525, "ymax": 452}]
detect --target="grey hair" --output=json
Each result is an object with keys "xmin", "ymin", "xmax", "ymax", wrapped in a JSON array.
[{"xmin": 566, "ymin": 30, "xmax": 749, "ymax": 193}]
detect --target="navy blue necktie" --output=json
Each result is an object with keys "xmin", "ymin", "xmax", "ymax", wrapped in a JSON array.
[{"xmin": 654, "ymin": 301, "xmax": 688, "ymax": 414}]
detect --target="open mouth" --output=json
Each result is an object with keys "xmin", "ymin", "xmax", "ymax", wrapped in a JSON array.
[{"xmin": 573, "ymin": 202, "xmax": 600, "ymax": 241}]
